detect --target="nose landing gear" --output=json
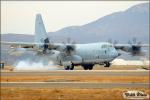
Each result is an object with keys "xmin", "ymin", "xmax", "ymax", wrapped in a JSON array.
[{"xmin": 104, "ymin": 62, "xmax": 110, "ymax": 67}]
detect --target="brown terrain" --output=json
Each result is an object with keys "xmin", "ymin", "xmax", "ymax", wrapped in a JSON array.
[
  {"xmin": 1, "ymin": 88, "xmax": 150, "ymax": 100},
  {"xmin": 1, "ymin": 65, "xmax": 150, "ymax": 100}
]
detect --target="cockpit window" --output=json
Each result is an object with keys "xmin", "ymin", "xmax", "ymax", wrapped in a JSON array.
[{"xmin": 101, "ymin": 44, "xmax": 113, "ymax": 48}]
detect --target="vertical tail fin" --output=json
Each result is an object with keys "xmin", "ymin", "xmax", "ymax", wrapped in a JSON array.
[{"xmin": 34, "ymin": 14, "xmax": 49, "ymax": 44}]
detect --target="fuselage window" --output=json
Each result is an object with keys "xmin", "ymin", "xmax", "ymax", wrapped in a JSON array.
[{"xmin": 101, "ymin": 44, "xmax": 113, "ymax": 49}]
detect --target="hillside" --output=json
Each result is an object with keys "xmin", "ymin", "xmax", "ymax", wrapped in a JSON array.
[
  {"xmin": 1, "ymin": 3, "xmax": 149, "ymax": 44},
  {"xmin": 48, "ymin": 3, "xmax": 149, "ymax": 43}
]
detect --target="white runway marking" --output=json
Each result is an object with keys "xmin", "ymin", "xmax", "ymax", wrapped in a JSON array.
[
  {"xmin": 1, "ymin": 82, "xmax": 149, "ymax": 89},
  {"xmin": 1, "ymin": 82, "xmax": 150, "ymax": 84},
  {"xmin": 2, "ymin": 70, "xmax": 149, "ymax": 76}
]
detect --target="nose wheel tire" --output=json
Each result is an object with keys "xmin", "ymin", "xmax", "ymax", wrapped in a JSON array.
[{"xmin": 104, "ymin": 62, "xmax": 110, "ymax": 67}]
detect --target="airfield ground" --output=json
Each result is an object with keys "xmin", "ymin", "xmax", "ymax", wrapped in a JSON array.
[
  {"xmin": 1, "ymin": 65, "xmax": 150, "ymax": 100},
  {"xmin": 1, "ymin": 88, "xmax": 150, "ymax": 100},
  {"xmin": 1, "ymin": 76, "xmax": 149, "ymax": 83}
]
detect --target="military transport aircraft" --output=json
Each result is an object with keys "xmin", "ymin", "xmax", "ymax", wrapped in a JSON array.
[{"xmin": 1, "ymin": 14, "xmax": 149, "ymax": 70}]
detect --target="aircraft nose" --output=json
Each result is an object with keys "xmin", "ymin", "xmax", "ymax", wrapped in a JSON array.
[{"xmin": 113, "ymin": 49, "xmax": 120, "ymax": 58}]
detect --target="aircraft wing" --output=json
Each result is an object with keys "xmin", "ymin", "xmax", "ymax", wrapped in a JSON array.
[
  {"xmin": 1, "ymin": 41, "xmax": 76, "ymax": 58},
  {"xmin": 1, "ymin": 41, "xmax": 36, "ymax": 49},
  {"xmin": 114, "ymin": 44, "xmax": 149, "ymax": 56},
  {"xmin": 115, "ymin": 44, "xmax": 149, "ymax": 48},
  {"xmin": 1, "ymin": 41, "xmax": 70, "ymax": 52}
]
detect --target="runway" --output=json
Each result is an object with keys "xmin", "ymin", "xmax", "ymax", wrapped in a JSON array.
[
  {"xmin": 1, "ymin": 82, "xmax": 149, "ymax": 89},
  {"xmin": 1, "ymin": 70, "xmax": 149, "ymax": 89},
  {"xmin": 1, "ymin": 70, "xmax": 149, "ymax": 76}
]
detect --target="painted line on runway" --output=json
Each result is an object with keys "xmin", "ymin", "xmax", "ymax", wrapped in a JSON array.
[
  {"xmin": 1, "ymin": 82, "xmax": 149, "ymax": 89},
  {"xmin": 1, "ymin": 82, "xmax": 150, "ymax": 84}
]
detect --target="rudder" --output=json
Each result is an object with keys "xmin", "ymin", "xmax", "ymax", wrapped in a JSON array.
[{"xmin": 34, "ymin": 14, "xmax": 49, "ymax": 44}]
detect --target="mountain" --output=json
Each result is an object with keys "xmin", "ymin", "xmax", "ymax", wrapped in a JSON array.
[
  {"xmin": 1, "ymin": 3, "xmax": 149, "ymax": 43},
  {"xmin": 1, "ymin": 3, "xmax": 149, "ymax": 44},
  {"xmin": 47, "ymin": 3, "xmax": 149, "ymax": 43},
  {"xmin": 1, "ymin": 33, "xmax": 34, "ymax": 42}
]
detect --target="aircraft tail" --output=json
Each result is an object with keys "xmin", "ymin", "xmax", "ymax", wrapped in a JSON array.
[{"xmin": 34, "ymin": 14, "xmax": 49, "ymax": 44}]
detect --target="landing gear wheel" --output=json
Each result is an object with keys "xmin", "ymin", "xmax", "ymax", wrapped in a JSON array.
[
  {"xmin": 104, "ymin": 62, "xmax": 110, "ymax": 67},
  {"xmin": 83, "ymin": 64, "xmax": 94, "ymax": 70},
  {"xmin": 83, "ymin": 66, "xmax": 88, "ymax": 70},
  {"xmin": 65, "ymin": 66, "xmax": 70, "ymax": 70},
  {"xmin": 70, "ymin": 64, "xmax": 74, "ymax": 70},
  {"xmin": 88, "ymin": 66, "xmax": 93, "ymax": 70}
]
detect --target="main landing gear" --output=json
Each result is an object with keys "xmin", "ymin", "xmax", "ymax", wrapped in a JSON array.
[
  {"xmin": 104, "ymin": 62, "xmax": 110, "ymax": 67},
  {"xmin": 64, "ymin": 64, "xmax": 74, "ymax": 70},
  {"xmin": 82, "ymin": 64, "xmax": 94, "ymax": 70}
]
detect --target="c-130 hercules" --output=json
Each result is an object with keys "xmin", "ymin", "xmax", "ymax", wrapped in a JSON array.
[{"xmin": 2, "ymin": 14, "xmax": 149, "ymax": 70}]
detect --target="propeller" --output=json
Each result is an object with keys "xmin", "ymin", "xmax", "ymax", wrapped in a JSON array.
[
  {"xmin": 113, "ymin": 40, "xmax": 119, "ymax": 45},
  {"xmin": 41, "ymin": 37, "xmax": 53, "ymax": 54},
  {"xmin": 108, "ymin": 38, "xmax": 119, "ymax": 45},
  {"xmin": 108, "ymin": 38, "xmax": 145, "ymax": 56},
  {"xmin": 108, "ymin": 38, "xmax": 112, "ymax": 44},
  {"xmin": 127, "ymin": 37, "xmax": 143, "ymax": 56},
  {"xmin": 62, "ymin": 37, "xmax": 76, "ymax": 56}
]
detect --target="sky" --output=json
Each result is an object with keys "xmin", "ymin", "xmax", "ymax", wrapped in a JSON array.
[{"xmin": 1, "ymin": 1, "xmax": 149, "ymax": 35}]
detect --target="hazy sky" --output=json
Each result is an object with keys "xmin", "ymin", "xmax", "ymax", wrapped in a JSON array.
[{"xmin": 1, "ymin": 1, "xmax": 148, "ymax": 35}]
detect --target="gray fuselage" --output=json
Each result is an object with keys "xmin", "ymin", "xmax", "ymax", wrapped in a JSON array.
[{"xmin": 50, "ymin": 42, "xmax": 119, "ymax": 67}]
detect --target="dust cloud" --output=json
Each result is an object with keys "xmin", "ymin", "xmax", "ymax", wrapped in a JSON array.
[
  {"xmin": 14, "ymin": 53, "xmax": 60, "ymax": 70},
  {"xmin": 14, "ymin": 60, "xmax": 59, "ymax": 70}
]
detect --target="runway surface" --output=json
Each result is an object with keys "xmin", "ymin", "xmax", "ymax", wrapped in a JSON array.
[
  {"xmin": 1, "ymin": 70, "xmax": 149, "ymax": 89},
  {"xmin": 1, "ymin": 70, "xmax": 149, "ymax": 76},
  {"xmin": 1, "ymin": 82, "xmax": 149, "ymax": 89}
]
